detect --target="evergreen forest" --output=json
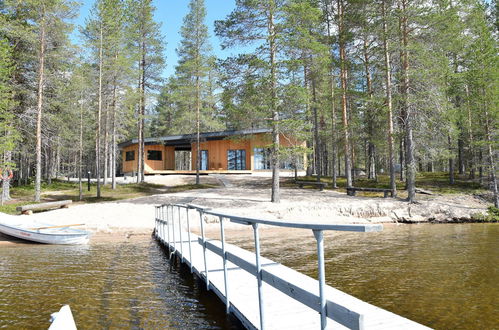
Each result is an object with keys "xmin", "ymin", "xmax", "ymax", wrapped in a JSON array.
[{"xmin": 0, "ymin": 0, "xmax": 497, "ymax": 205}]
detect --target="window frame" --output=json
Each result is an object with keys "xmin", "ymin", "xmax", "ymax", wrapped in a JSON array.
[
  {"xmin": 227, "ymin": 149, "xmax": 246, "ymax": 170},
  {"xmin": 125, "ymin": 151, "xmax": 135, "ymax": 161},
  {"xmin": 147, "ymin": 150, "xmax": 163, "ymax": 161}
]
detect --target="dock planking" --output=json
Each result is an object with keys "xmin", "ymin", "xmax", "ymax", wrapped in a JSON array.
[{"xmin": 154, "ymin": 205, "xmax": 431, "ymax": 330}]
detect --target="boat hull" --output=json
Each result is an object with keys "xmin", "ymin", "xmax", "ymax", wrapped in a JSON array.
[{"xmin": 0, "ymin": 223, "xmax": 90, "ymax": 245}]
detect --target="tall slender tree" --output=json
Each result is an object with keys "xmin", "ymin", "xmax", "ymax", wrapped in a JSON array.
[
  {"xmin": 337, "ymin": 0, "xmax": 352, "ymax": 188},
  {"xmin": 128, "ymin": 0, "xmax": 165, "ymax": 183},
  {"xmin": 216, "ymin": 0, "xmax": 284, "ymax": 202},
  {"xmin": 175, "ymin": 0, "xmax": 215, "ymax": 184},
  {"xmin": 381, "ymin": 0, "xmax": 397, "ymax": 196},
  {"xmin": 0, "ymin": 38, "xmax": 18, "ymax": 203}
]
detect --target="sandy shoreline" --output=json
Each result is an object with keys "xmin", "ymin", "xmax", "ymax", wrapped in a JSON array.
[{"xmin": 0, "ymin": 174, "xmax": 490, "ymax": 245}]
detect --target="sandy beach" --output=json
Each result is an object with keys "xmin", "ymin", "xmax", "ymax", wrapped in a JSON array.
[{"xmin": 0, "ymin": 174, "xmax": 490, "ymax": 245}]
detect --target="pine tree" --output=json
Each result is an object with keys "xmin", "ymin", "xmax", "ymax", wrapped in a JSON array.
[
  {"xmin": 465, "ymin": 1, "xmax": 499, "ymax": 207},
  {"xmin": 216, "ymin": 0, "xmax": 284, "ymax": 203},
  {"xmin": 0, "ymin": 38, "xmax": 18, "ymax": 203},
  {"xmin": 381, "ymin": 0, "xmax": 397, "ymax": 196},
  {"xmin": 127, "ymin": 0, "xmax": 165, "ymax": 183},
  {"xmin": 174, "ymin": 0, "xmax": 217, "ymax": 184},
  {"xmin": 22, "ymin": 0, "xmax": 78, "ymax": 201},
  {"xmin": 337, "ymin": 0, "xmax": 352, "ymax": 188},
  {"xmin": 281, "ymin": 0, "xmax": 329, "ymax": 181}
]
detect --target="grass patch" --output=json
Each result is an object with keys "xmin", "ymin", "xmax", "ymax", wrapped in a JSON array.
[
  {"xmin": 0, "ymin": 179, "xmax": 218, "ymax": 214},
  {"xmin": 291, "ymin": 171, "xmax": 487, "ymax": 196},
  {"xmin": 168, "ymin": 183, "xmax": 218, "ymax": 193},
  {"xmin": 0, "ymin": 201, "xmax": 39, "ymax": 215},
  {"xmin": 10, "ymin": 180, "xmax": 79, "ymax": 197}
]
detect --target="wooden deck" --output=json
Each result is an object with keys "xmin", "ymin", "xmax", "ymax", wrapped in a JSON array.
[{"xmin": 154, "ymin": 205, "xmax": 431, "ymax": 330}]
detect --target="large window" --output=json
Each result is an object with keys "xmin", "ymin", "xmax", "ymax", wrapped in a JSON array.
[
  {"xmin": 254, "ymin": 147, "xmax": 304, "ymax": 170},
  {"xmin": 254, "ymin": 148, "xmax": 271, "ymax": 170},
  {"xmin": 227, "ymin": 149, "xmax": 246, "ymax": 170},
  {"xmin": 200, "ymin": 150, "xmax": 208, "ymax": 170},
  {"xmin": 147, "ymin": 150, "xmax": 162, "ymax": 161},
  {"xmin": 125, "ymin": 151, "xmax": 135, "ymax": 161}
]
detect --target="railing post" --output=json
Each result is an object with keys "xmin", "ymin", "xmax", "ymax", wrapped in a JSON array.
[
  {"xmin": 161, "ymin": 205, "xmax": 168, "ymax": 244},
  {"xmin": 154, "ymin": 206, "xmax": 157, "ymax": 237},
  {"xmin": 199, "ymin": 209, "xmax": 209, "ymax": 290},
  {"xmin": 160, "ymin": 206, "xmax": 164, "ymax": 242},
  {"xmin": 313, "ymin": 229, "xmax": 327, "ymax": 329},
  {"xmin": 186, "ymin": 207, "xmax": 193, "ymax": 272},
  {"xmin": 159, "ymin": 206, "xmax": 162, "ymax": 242},
  {"xmin": 252, "ymin": 223, "xmax": 265, "ymax": 330},
  {"xmin": 172, "ymin": 205, "xmax": 177, "ymax": 256},
  {"xmin": 166, "ymin": 205, "xmax": 171, "ymax": 246},
  {"xmin": 178, "ymin": 205, "xmax": 184, "ymax": 263},
  {"xmin": 157, "ymin": 206, "xmax": 161, "ymax": 242},
  {"xmin": 220, "ymin": 216, "xmax": 230, "ymax": 314}
]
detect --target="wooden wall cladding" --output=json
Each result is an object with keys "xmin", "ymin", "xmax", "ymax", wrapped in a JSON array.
[{"xmin": 122, "ymin": 133, "xmax": 306, "ymax": 173}]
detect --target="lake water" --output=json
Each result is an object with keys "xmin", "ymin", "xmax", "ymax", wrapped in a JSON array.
[
  {"xmin": 0, "ymin": 223, "xmax": 497, "ymax": 329},
  {"xmin": 226, "ymin": 223, "xmax": 499, "ymax": 330},
  {"xmin": 0, "ymin": 237, "xmax": 241, "ymax": 329}
]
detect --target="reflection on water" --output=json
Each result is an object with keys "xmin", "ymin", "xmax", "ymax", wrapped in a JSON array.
[
  {"xmin": 226, "ymin": 223, "xmax": 499, "ymax": 330},
  {"xmin": 0, "ymin": 238, "xmax": 241, "ymax": 329}
]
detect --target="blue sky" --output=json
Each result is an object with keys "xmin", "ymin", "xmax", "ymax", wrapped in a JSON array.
[{"xmin": 74, "ymin": 0, "xmax": 237, "ymax": 78}]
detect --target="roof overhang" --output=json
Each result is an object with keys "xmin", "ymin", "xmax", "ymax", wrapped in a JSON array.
[{"xmin": 118, "ymin": 128, "xmax": 271, "ymax": 149}]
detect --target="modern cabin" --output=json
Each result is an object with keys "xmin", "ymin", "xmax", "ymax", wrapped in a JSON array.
[{"xmin": 118, "ymin": 128, "xmax": 306, "ymax": 175}]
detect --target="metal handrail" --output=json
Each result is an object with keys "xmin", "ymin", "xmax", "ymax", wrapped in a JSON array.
[{"xmin": 155, "ymin": 203, "xmax": 383, "ymax": 330}]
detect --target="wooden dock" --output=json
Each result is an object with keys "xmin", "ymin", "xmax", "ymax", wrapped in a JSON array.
[{"xmin": 154, "ymin": 204, "xmax": 431, "ymax": 330}]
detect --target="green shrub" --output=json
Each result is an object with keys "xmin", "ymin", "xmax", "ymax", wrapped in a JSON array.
[{"xmin": 472, "ymin": 206, "xmax": 499, "ymax": 222}]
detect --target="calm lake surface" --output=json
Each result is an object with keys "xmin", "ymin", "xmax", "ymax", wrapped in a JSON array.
[
  {"xmin": 0, "ymin": 237, "xmax": 241, "ymax": 329},
  {"xmin": 0, "ymin": 223, "xmax": 497, "ymax": 329},
  {"xmin": 227, "ymin": 223, "xmax": 499, "ymax": 330}
]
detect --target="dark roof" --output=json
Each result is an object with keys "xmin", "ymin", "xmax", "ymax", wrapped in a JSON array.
[{"xmin": 118, "ymin": 128, "xmax": 272, "ymax": 149}]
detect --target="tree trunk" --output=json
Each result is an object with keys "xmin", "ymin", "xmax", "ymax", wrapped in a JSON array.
[
  {"xmin": 382, "ymin": 0, "xmax": 397, "ymax": 197},
  {"xmin": 400, "ymin": 0, "xmax": 416, "ymax": 202},
  {"xmin": 46, "ymin": 143, "xmax": 52, "ymax": 184},
  {"xmin": 363, "ymin": 35, "xmax": 376, "ymax": 181},
  {"xmin": 312, "ymin": 78, "xmax": 321, "ymax": 181},
  {"xmin": 35, "ymin": 14, "xmax": 46, "ymax": 202},
  {"xmin": 79, "ymin": 95, "xmax": 83, "ymax": 201},
  {"xmin": 96, "ymin": 23, "xmax": 103, "ymax": 198},
  {"xmin": 136, "ymin": 76, "xmax": 143, "ymax": 183},
  {"xmin": 325, "ymin": 3, "xmax": 337, "ymax": 188},
  {"xmin": 457, "ymin": 135, "xmax": 464, "ymax": 175},
  {"xmin": 269, "ymin": 3, "xmax": 280, "ymax": 203},
  {"xmin": 111, "ymin": 66, "xmax": 117, "ymax": 190},
  {"xmin": 138, "ymin": 40, "xmax": 146, "ymax": 183},
  {"xmin": 448, "ymin": 135, "xmax": 455, "ymax": 184},
  {"xmin": 196, "ymin": 70, "xmax": 201, "ymax": 185},
  {"xmin": 103, "ymin": 102, "xmax": 109, "ymax": 185},
  {"xmin": 465, "ymin": 85, "xmax": 475, "ymax": 179},
  {"xmin": 2, "ymin": 150, "xmax": 12, "ymax": 202},
  {"xmin": 338, "ymin": 0, "xmax": 352, "ymax": 188},
  {"xmin": 479, "ymin": 149, "xmax": 484, "ymax": 185},
  {"xmin": 55, "ymin": 138, "xmax": 60, "ymax": 179}
]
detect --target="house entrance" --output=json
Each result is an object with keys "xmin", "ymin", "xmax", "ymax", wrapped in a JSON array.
[{"xmin": 175, "ymin": 150, "xmax": 191, "ymax": 170}]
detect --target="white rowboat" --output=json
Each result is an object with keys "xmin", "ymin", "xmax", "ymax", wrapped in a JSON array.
[
  {"xmin": 49, "ymin": 305, "xmax": 77, "ymax": 330},
  {"xmin": 0, "ymin": 214, "xmax": 90, "ymax": 245}
]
